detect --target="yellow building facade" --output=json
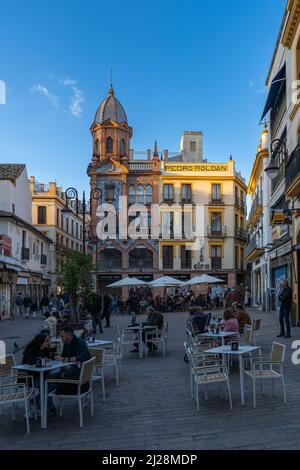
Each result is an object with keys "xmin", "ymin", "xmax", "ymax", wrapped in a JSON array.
[
  {"xmin": 159, "ymin": 158, "xmax": 248, "ymax": 287},
  {"xmin": 30, "ymin": 177, "xmax": 84, "ymax": 291}
]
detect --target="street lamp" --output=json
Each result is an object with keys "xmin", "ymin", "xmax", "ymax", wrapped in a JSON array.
[
  {"xmin": 61, "ymin": 187, "xmax": 102, "ymax": 255},
  {"xmin": 265, "ymin": 139, "xmax": 288, "ymax": 180}
]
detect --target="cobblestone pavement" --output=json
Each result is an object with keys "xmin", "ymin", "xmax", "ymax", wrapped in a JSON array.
[{"xmin": 0, "ymin": 309, "xmax": 300, "ymax": 450}]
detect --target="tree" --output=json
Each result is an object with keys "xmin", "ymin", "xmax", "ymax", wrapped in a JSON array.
[{"xmin": 59, "ymin": 251, "xmax": 94, "ymax": 319}]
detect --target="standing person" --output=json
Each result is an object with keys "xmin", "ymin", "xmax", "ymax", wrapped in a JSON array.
[
  {"xmin": 102, "ymin": 294, "xmax": 112, "ymax": 328},
  {"xmin": 23, "ymin": 294, "xmax": 31, "ymax": 319},
  {"xmin": 244, "ymin": 287, "xmax": 251, "ymax": 308},
  {"xmin": 15, "ymin": 292, "xmax": 24, "ymax": 318},
  {"xmin": 126, "ymin": 292, "xmax": 139, "ymax": 325},
  {"xmin": 57, "ymin": 295, "xmax": 65, "ymax": 314},
  {"xmin": 40, "ymin": 293, "xmax": 49, "ymax": 315},
  {"xmin": 227, "ymin": 288, "xmax": 241, "ymax": 308},
  {"xmin": 30, "ymin": 296, "xmax": 38, "ymax": 319},
  {"xmin": 49, "ymin": 292, "xmax": 58, "ymax": 310},
  {"xmin": 278, "ymin": 279, "xmax": 293, "ymax": 339},
  {"xmin": 111, "ymin": 294, "xmax": 118, "ymax": 315},
  {"xmin": 87, "ymin": 292, "xmax": 103, "ymax": 334}
]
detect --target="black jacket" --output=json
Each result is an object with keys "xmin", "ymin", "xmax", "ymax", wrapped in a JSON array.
[
  {"xmin": 87, "ymin": 294, "xmax": 102, "ymax": 315},
  {"xmin": 22, "ymin": 345, "xmax": 50, "ymax": 365},
  {"xmin": 61, "ymin": 336, "xmax": 91, "ymax": 363},
  {"xmin": 279, "ymin": 287, "xmax": 292, "ymax": 311}
]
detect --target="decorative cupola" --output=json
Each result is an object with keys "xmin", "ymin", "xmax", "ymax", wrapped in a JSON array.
[{"xmin": 90, "ymin": 85, "xmax": 132, "ymax": 165}]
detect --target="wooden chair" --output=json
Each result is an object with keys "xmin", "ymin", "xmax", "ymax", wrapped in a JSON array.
[{"xmin": 44, "ymin": 357, "xmax": 95, "ymax": 428}]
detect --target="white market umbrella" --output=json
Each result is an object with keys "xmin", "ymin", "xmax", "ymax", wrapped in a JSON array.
[
  {"xmin": 107, "ymin": 276, "xmax": 148, "ymax": 288},
  {"xmin": 183, "ymin": 274, "xmax": 224, "ymax": 286},
  {"xmin": 148, "ymin": 276, "xmax": 184, "ymax": 288}
]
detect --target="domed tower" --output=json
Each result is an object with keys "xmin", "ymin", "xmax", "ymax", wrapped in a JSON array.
[{"xmin": 90, "ymin": 85, "xmax": 132, "ymax": 165}]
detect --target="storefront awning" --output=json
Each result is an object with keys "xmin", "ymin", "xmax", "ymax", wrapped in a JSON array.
[
  {"xmin": 260, "ymin": 64, "xmax": 286, "ymax": 123},
  {"xmin": 4, "ymin": 263, "xmax": 20, "ymax": 272}
]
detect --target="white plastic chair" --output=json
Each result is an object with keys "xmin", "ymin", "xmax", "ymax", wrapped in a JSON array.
[{"xmin": 0, "ymin": 382, "xmax": 35, "ymax": 434}]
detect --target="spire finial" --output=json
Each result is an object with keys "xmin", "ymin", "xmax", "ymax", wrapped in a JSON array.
[
  {"xmin": 154, "ymin": 141, "xmax": 158, "ymax": 156},
  {"xmin": 109, "ymin": 68, "xmax": 114, "ymax": 95}
]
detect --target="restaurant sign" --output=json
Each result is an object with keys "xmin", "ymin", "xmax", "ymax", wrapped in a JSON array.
[
  {"xmin": 164, "ymin": 164, "xmax": 228, "ymax": 172},
  {"xmin": 270, "ymin": 210, "xmax": 286, "ymax": 226}
]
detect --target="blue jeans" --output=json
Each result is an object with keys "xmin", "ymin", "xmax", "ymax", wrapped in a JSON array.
[
  {"xmin": 34, "ymin": 370, "xmax": 60, "ymax": 411},
  {"xmin": 279, "ymin": 308, "xmax": 291, "ymax": 336}
]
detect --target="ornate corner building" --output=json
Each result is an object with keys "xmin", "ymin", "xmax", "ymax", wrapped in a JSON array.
[
  {"xmin": 87, "ymin": 86, "xmax": 160, "ymax": 296},
  {"xmin": 87, "ymin": 87, "xmax": 248, "ymax": 298}
]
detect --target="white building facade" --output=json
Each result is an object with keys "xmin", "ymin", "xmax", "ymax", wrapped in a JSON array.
[{"xmin": 0, "ymin": 164, "xmax": 52, "ymax": 319}]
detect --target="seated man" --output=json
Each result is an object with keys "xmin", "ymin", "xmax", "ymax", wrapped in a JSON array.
[
  {"xmin": 58, "ymin": 326, "xmax": 91, "ymax": 364},
  {"xmin": 131, "ymin": 307, "xmax": 164, "ymax": 353},
  {"xmin": 189, "ymin": 306, "xmax": 210, "ymax": 334}
]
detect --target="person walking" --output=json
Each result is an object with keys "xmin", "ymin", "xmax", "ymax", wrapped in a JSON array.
[
  {"xmin": 278, "ymin": 279, "xmax": 293, "ymax": 339},
  {"xmin": 102, "ymin": 294, "xmax": 112, "ymax": 328},
  {"xmin": 30, "ymin": 296, "xmax": 38, "ymax": 319},
  {"xmin": 15, "ymin": 292, "xmax": 24, "ymax": 318},
  {"xmin": 87, "ymin": 293, "xmax": 103, "ymax": 334},
  {"xmin": 23, "ymin": 294, "xmax": 31, "ymax": 319},
  {"xmin": 40, "ymin": 293, "xmax": 49, "ymax": 315},
  {"xmin": 244, "ymin": 287, "xmax": 251, "ymax": 308}
]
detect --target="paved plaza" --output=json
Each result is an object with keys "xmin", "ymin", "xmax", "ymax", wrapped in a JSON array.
[{"xmin": 0, "ymin": 309, "xmax": 300, "ymax": 450}]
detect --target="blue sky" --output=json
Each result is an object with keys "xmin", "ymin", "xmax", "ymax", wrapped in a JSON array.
[{"xmin": 0, "ymin": 0, "xmax": 286, "ymax": 194}]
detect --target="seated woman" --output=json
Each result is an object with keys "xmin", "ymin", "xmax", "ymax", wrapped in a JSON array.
[
  {"xmin": 233, "ymin": 304, "xmax": 251, "ymax": 333},
  {"xmin": 22, "ymin": 334, "xmax": 57, "ymax": 415},
  {"xmin": 223, "ymin": 309, "xmax": 239, "ymax": 332}
]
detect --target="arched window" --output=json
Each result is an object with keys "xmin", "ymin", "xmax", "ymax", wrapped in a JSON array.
[
  {"xmin": 128, "ymin": 185, "xmax": 135, "ymax": 205},
  {"xmin": 137, "ymin": 185, "xmax": 144, "ymax": 204},
  {"xmin": 145, "ymin": 184, "xmax": 153, "ymax": 204},
  {"xmin": 120, "ymin": 138, "xmax": 126, "ymax": 155},
  {"xmin": 106, "ymin": 136, "xmax": 113, "ymax": 154}
]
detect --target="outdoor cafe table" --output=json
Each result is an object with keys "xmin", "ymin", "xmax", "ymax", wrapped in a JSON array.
[
  {"xmin": 12, "ymin": 360, "xmax": 78, "ymax": 429},
  {"xmin": 203, "ymin": 345, "xmax": 261, "ymax": 406},
  {"xmin": 127, "ymin": 324, "xmax": 156, "ymax": 358},
  {"xmin": 86, "ymin": 339, "xmax": 114, "ymax": 348},
  {"xmin": 198, "ymin": 331, "xmax": 238, "ymax": 346}
]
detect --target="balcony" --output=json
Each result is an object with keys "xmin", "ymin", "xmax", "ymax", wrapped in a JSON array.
[
  {"xmin": 211, "ymin": 257, "xmax": 222, "ymax": 270},
  {"xmin": 181, "ymin": 198, "xmax": 193, "ymax": 205},
  {"xmin": 209, "ymin": 196, "xmax": 224, "ymax": 206},
  {"xmin": 128, "ymin": 162, "xmax": 153, "ymax": 174},
  {"xmin": 207, "ymin": 226, "xmax": 227, "ymax": 238},
  {"xmin": 21, "ymin": 247, "xmax": 30, "ymax": 261},
  {"xmin": 41, "ymin": 254, "xmax": 47, "ymax": 265},
  {"xmin": 245, "ymin": 236, "xmax": 264, "ymax": 262},
  {"xmin": 235, "ymin": 227, "xmax": 247, "ymax": 241},
  {"xmin": 286, "ymin": 144, "xmax": 300, "ymax": 197},
  {"xmin": 248, "ymin": 192, "xmax": 263, "ymax": 227},
  {"xmin": 162, "ymin": 199, "xmax": 174, "ymax": 205},
  {"xmin": 235, "ymin": 197, "xmax": 247, "ymax": 213}
]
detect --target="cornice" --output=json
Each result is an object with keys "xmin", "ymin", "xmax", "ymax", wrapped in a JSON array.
[{"xmin": 282, "ymin": 0, "xmax": 300, "ymax": 49}]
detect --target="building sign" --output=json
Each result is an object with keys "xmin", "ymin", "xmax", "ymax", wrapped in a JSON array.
[
  {"xmin": 97, "ymin": 274, "xmax": 122, "ymax": 282},
  {"xmin": 135, "ymin": 274, "xmax": 154, "ymax": 282},
  {"xmin": 164, "ymin": 164, "xmax": 228, "ymax": 172},
  {"xmin": 271, "ymin": 224, "xmax": 289, "ymax": 242},
  {"xmin": 270, "ymin": 210, "xmax": 286, "ymax": 226}
]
